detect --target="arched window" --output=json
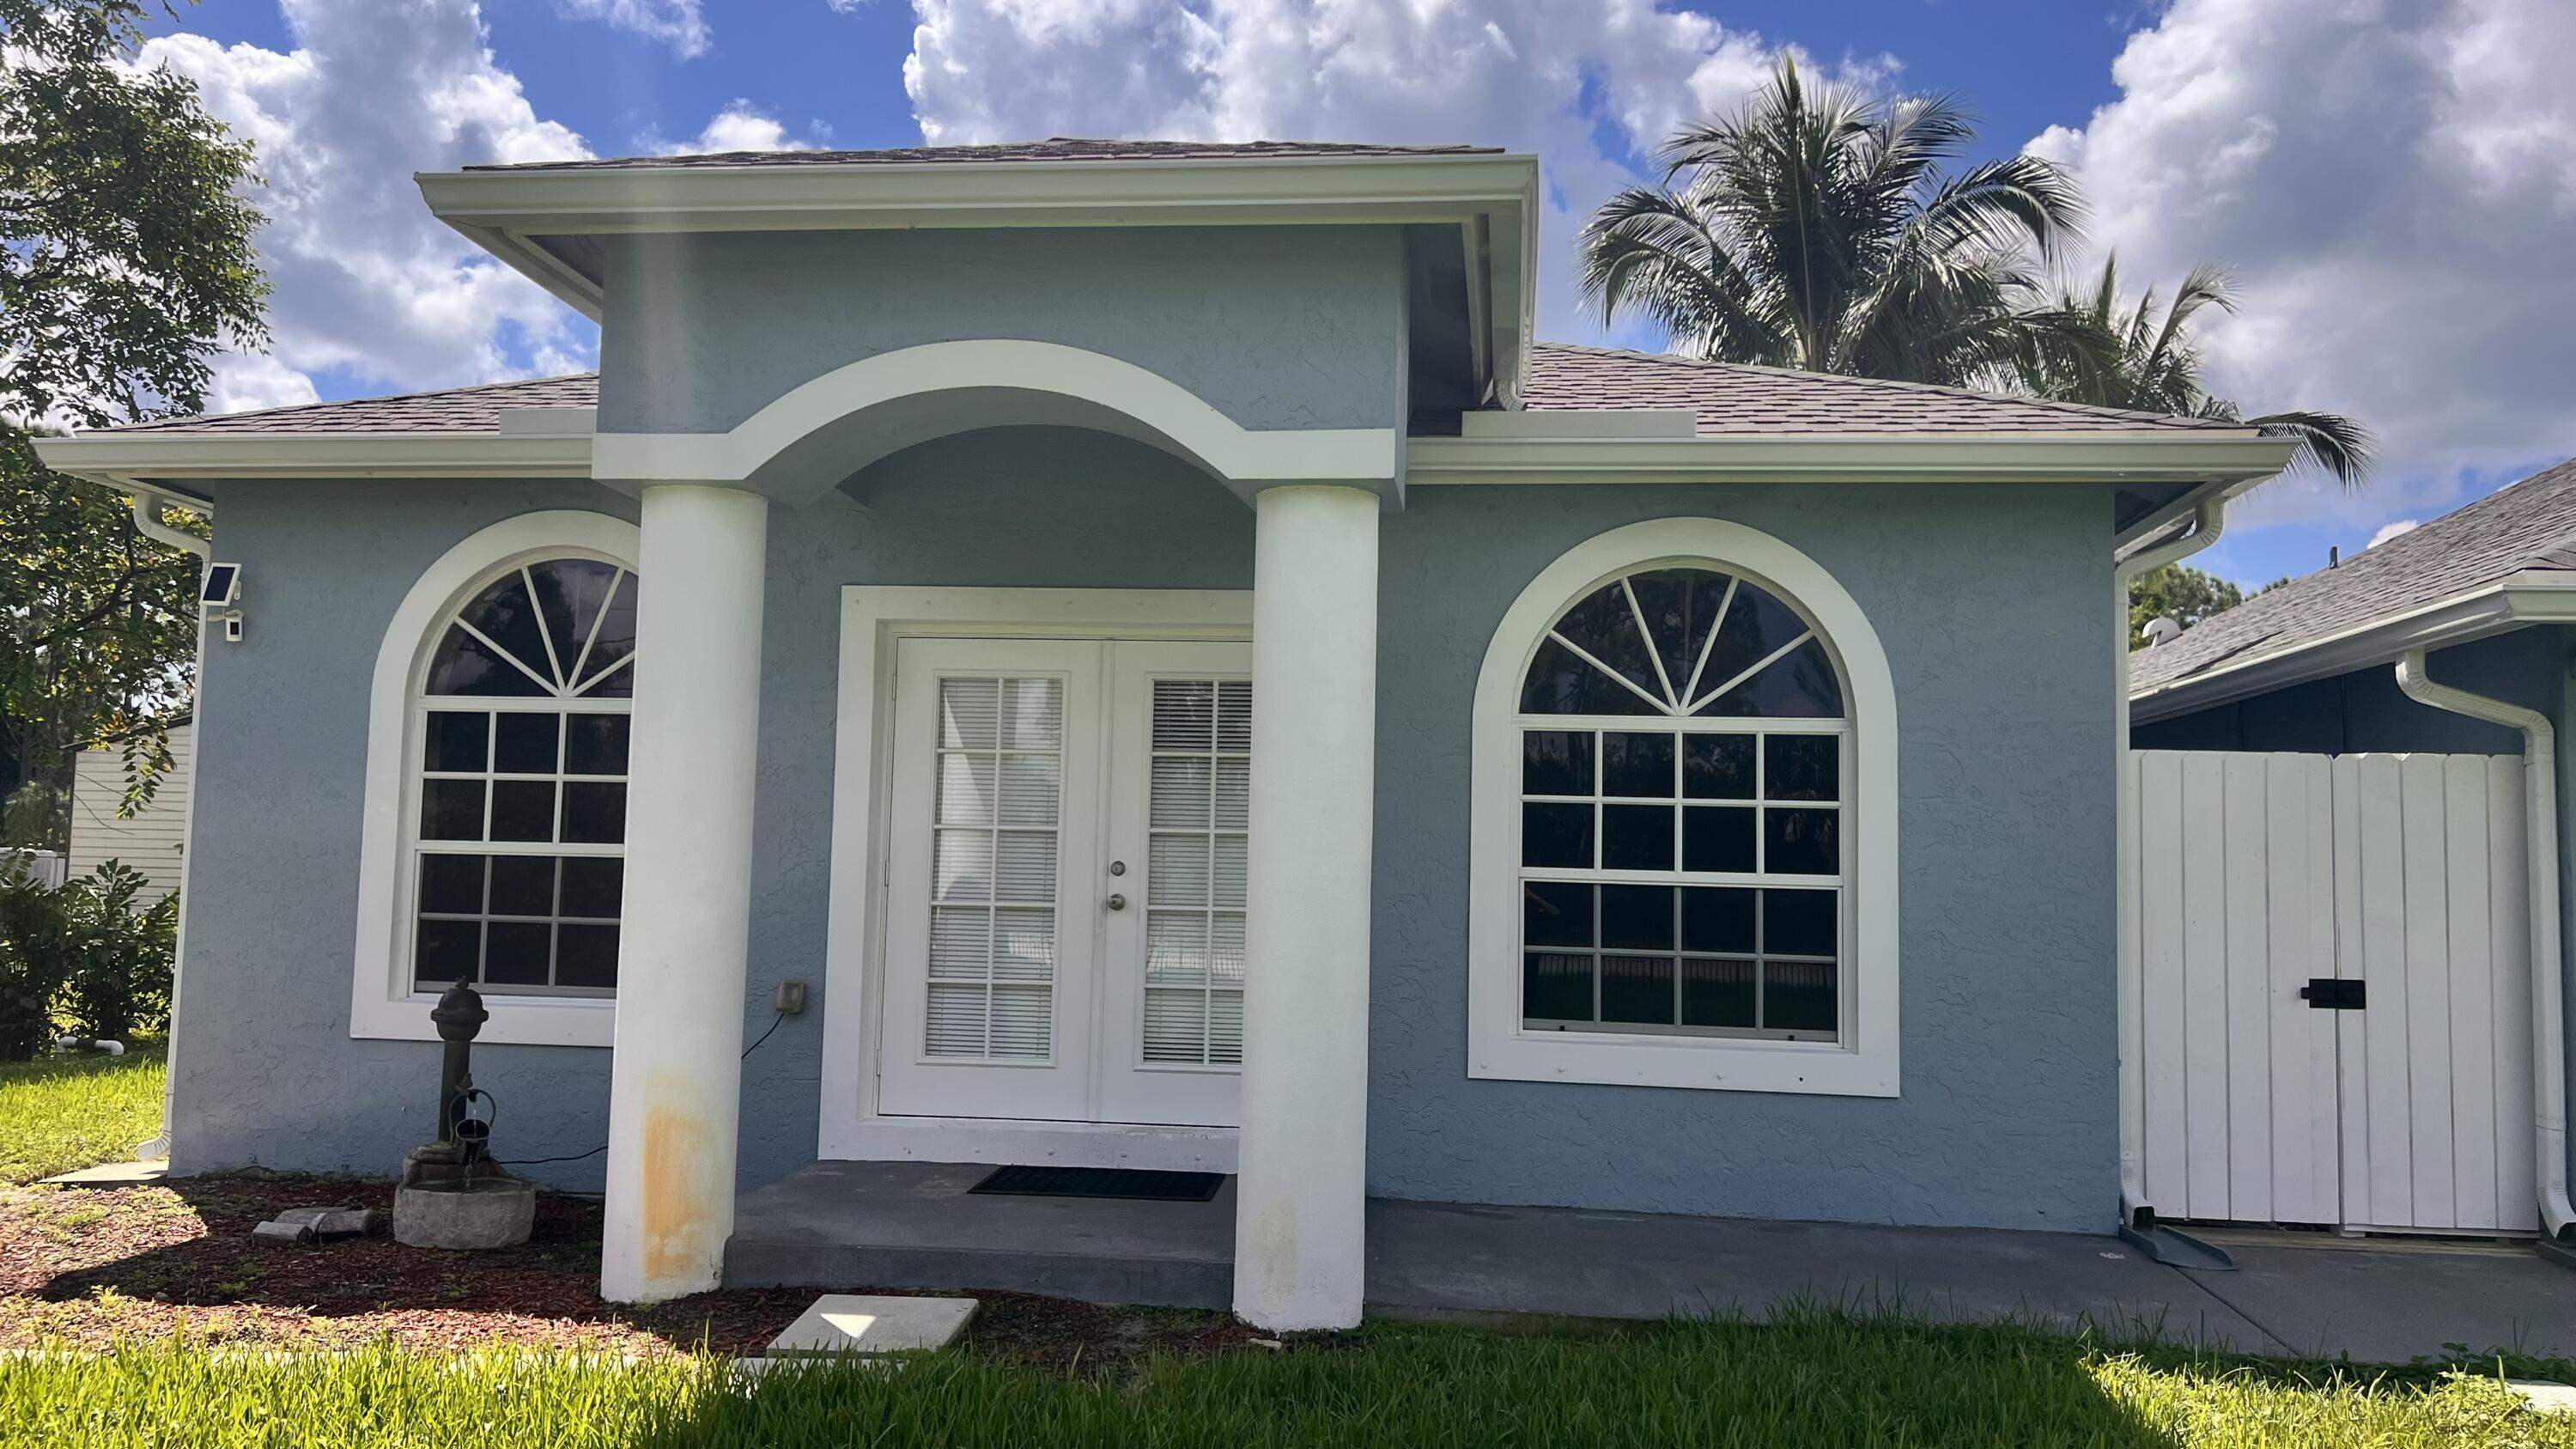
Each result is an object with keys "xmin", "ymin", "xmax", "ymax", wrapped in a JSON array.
[
  {"xmin": 1517, "ymin": 565, "xmax": 1847, "ymax": 1040},
  {"xmin": 410, "ymin": 558, "xmax": 637, "ymax": 996},
  {"xmin": 1469, "ymin": 519, "xmax": 1898, "ymax": 1096},
  {"xmin": 350, "ymin": 511, "xmax": 641, "ymax": 1047}
]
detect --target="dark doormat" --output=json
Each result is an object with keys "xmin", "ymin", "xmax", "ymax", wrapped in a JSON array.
[{"xmin": 968, "ymin": 1165, "xmax": 1225, "ymax": 1202}]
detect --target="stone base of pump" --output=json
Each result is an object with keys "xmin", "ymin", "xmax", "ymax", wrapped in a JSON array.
[{"xmin": 393, "ymin": 1177, "xmax": 537, "ymax": 1250}]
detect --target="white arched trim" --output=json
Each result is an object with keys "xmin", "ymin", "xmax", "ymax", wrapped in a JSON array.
[
  {"xmin": 349, "ymin": 509, "xmax": 641, "ymax": 1047},
  {"xmin": 591, "ymin": 339, "xmax": 1399, "ymax": 496},
  {"xmin": 1466, "ymin": 517, "xmax": 1900, "ymax": 1096}
]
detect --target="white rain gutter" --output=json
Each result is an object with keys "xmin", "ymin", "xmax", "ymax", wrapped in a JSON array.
[
  {"xmin": 2113, "ymin": 496, "xmax": 2225, "ymax": 1228},
  {"xmin": 129, "ymin": 490, "xmax": 210, "ymax": 558},
  {"xmin": 2395, "ymin": 649, "xmax": 2576, "ymax": 1239},
  {"xmin": 125, "ymin": 488, "xmax": 207, "ymax": 1163}
]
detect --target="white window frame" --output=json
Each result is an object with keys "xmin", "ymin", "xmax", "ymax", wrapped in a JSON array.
[
  {"xmin": 817, "ymin": 587, "xmax": 1255, "ymax": 1171},
  {"xmin": 349, "ymin": 510, "xmax": 640, "ymax": 1047},
  {"xmin": 1468, "ymin": 518, "xmax": 1900, "ymax": 1096}
]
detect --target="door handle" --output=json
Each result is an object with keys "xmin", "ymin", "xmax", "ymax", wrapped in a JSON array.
[{"xmin": 1106, "ymin": 893, "xmax": 1127, "ymax": 911}]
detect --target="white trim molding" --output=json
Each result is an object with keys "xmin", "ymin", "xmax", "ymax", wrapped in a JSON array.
[
  {"xmin": 1467, "ymin": 518, "xmax": 1902, "ymax": 1096},
  {"xmin": 818, "ymin": 586, "xmax": 1255, "ymax": 1168},
  {"xmin": 416, "ymin": 151, "xmax": 1540, "ymax": 400},
  {"xmin": 349, "ymin": 509, "xmax": 641, "ymax": 1048},
  {"xmin": 32, "ymin": 428, "xmax": 597, "ymax": 489},
  {"xmin": 592, "ymin": 340, "xmax": 1398, "ymax": 505},
  {"xmin": 1408, "ymin": 431, "xmax": 2300, "ymax": 489}
]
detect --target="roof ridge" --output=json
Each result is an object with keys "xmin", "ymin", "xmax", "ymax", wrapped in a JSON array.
[{"xmin": 1528, "ymin": 339, "xmax": 2229, "ymax": 430}]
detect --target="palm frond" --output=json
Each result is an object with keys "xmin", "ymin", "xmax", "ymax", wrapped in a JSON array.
[{"xmin": 2244, "ymin": 408, "xmax": 2378, "ymax": 489}]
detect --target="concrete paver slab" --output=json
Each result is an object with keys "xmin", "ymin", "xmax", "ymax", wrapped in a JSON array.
[{"xmin": 768, "ymin": 1294, "xmax": 978, "ymax": 1356}]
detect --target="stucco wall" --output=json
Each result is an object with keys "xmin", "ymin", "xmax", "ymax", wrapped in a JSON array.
[
  {"xmin": 171, "ymin": 429, "xmax": 1253, "ymax": 1188},
  {"xmin": 1367, "ymin": 484, "xmax": 2123, "ymax": 1231},
  {"xmin": 176, "ymin": 454, "xmax": 2123, "ymax": 1228},
  {"xmin": 594, "ymin": 227, "xmax": 1407, "ymax": 437}
]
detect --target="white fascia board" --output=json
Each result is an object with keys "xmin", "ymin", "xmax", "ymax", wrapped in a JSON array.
[
  {"xmin": 1406, "ymin": 431, "xmax": 2301, "ymax": 486},
  {"xmin": 2127, "ymin": 573, "xmax": 2576, "ymax": 722},
  {"xmin": 418, "ymin": 153, "xmax": 1541, "ymax": 335},
  {"xmin": 31, "ymin": 429, "xmax": 598, "ymax": 487},
  {"xmin": 1459, "ymin": 409, "xmax": 1697, "ymax": 440}
]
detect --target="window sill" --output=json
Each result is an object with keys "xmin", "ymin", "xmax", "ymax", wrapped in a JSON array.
[
  {"xmin": 349, "ymin": 990, "xmax": 614, "ymax": 1048},
  {"xmin": 1470, "ymin": 1028, "xmax": 1895, "ymax": 1097}
]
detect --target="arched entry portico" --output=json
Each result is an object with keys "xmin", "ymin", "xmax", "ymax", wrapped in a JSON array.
[{"xmin": 595, "ymin": 340, "xmax": 1397, "ymax": 1333}]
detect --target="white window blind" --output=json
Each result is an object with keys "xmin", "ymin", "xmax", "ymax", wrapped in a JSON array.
[
  {"xmin": 924, "ymin": 675, "xmax": 1065, "ymax": 1058},
  {"xmin": 1142, "ymin": 678, "xmax": 1249, "ymax": 1066}
]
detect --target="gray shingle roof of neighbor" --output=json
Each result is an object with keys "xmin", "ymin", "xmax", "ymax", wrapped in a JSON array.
[
  {"xmin": 464, "ymin": 137, "xmax": 1507, "ymax": 173},
  {"xmin": 1522, "ymin": 343, "xmax": 2239, "ymax": 435},
  {"xmin": 114, "ymin": 374, "xmax": 601, "ymax": 434},
  {"xmin": 108, "ymin": 344, "xmax": 2242, "ymax": 439},
  {"xmin": 2130, "ymin": 455, "xmax": 2576, "ymax": 694}
]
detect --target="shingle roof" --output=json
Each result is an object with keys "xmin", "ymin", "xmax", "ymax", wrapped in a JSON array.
[
  {"xmin": 2131, "ymin": 456, "xmax": 2576, "ymax": 694},
  {"xmin": 1522, "ymin": 343, "xmax": 2235, "ymax": 435},
  {"xmin": 114, "ymin": 374, "xmax": 598, "ymax": 434},
  {"xmin": 88, "ymin": 343, "xmax": 2239, "ymax": 440},
  {"xmin": 466, "ymin": 138, "xmax": 1503, "ymax": 174}
]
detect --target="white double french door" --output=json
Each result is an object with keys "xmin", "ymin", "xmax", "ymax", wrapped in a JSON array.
[{"xmin": 878, "ymin": 636, "xmax": 1251, "ymax": 1128}]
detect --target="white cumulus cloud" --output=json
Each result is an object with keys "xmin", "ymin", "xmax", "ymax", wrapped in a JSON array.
[
  {"xmin": 648, "ymin": 100, "xmax": 825, "ymax": 155},
  {"xmin": 896, "ymin": 0, "xmax": 1872, "ymax": 338},
  {"xmin": 2029, "ymin": 0, "xmax": 2576, "ymax": 539},
  {"xmin": 551, "ymin": 0, "xmax": 710, "ymax": 58},
  {"xmin": 138, "ymin": 0, "xmax": 596, "ymax": 412},
  {"xmin": 2366, "ymin": 519, "xmax": 2420, "ymax": 550}
]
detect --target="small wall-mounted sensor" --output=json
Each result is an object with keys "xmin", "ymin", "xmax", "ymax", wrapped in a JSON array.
[
  {"xmin": 221, "ymin": 610, "xmax": 244, "ymax": 644},
  {"xmin": 200, "ymin": 562, "xmax": 241, "ymax": 609},
  {"xmin": 775, "ymin": 978, "xmax": 808, "ymax": 1015}
]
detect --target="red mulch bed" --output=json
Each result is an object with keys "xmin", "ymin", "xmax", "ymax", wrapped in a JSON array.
[{"xmin": 0, "ymin": 1172, "xmax": 1253, "ymax": 1367}]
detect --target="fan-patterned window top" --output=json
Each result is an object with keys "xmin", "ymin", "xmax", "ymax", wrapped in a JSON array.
[
  {"xmin": 1521, "ymin": 567, "xmax": 1843, "ymax": 719},
  {"xmin": 426, "ymin": 558, "xmax": 638, "ymax": 700}
]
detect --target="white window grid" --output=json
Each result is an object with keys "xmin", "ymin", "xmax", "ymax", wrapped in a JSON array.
[
  {"xmin": 924, "ymin": 674, "xmax": 1065, "ymax": 1062},
  {"xmin": 1141, "ymin": 678, "xmax": 1250, "ymax": 1069},
  {"xmin": 410, "ymin": 697, "xmax": 630, "ymax": 997},
  {"xmin": 1513, "ymin": 715, "xmax": 1850, "ymax": 1043}
]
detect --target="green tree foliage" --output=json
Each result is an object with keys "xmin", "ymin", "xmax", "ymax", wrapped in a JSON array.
[
  {"xmin": 2019, "ymin": 259, "xmax": 2374, "ymax": 486},
  {"xmin": 2128, "ymin": 563, "xmax": 2244, "ymax": 652},
  {"xmin": 1580, "ymin": 64, "xmax": 2371, "ymax": 490},
  {"xmin": 1577, "ymin": 58, "xmax": 2089, "ymax": 387},
  {"xmin": 0, "ymin": 0, "xmax": 266, "ymax": 841}
]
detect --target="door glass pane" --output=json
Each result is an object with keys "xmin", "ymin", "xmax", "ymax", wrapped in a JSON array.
[
  {"xmin": 920, "ymin": 675, "xmax": 1062, "ymax": 1059},
  {"xmin": 1142, "ymin": 677, "xmax": 1250, "ymax": 1068}
]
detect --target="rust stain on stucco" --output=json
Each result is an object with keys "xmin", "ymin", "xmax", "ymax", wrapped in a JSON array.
[{"xmin": 641, "ymin": 1086, "xmax": 715, "ymax": 1288}]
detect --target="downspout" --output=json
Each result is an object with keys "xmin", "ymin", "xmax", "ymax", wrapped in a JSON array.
[
  {"xmin": 127, "ymin": 490, "xmax": 209, "ymax": 1163},
  {"xmin": 2113, "ymin": 497, "xmax": 2225, "ymax": 1229},
  {"xmin": 2394, "ymin": 648, "xmax": 2576, "ymax": 1239}
]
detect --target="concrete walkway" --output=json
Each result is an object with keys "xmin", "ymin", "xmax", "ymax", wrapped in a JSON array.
[{"xmin": 730, "ymin": 1163, "xmax": 2576, "ymax": 1363}]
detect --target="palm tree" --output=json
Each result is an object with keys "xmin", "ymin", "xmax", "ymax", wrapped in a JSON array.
[
  {"xmin": 1577, "ymin": 58, "xmax": 2087, "ymax": 389},
  {"xmin": 2019, "ymin": 257, "xmax": 2375, "ymax": 486}
]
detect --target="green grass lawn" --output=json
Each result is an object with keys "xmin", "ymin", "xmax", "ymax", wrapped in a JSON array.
[
  {"xmin": 0, "ymin": 1047, "xmax": 164, "ymax": 1185},
  {"xmin": 0, "ymin": 1311, "xmax": 2566, "ymax": 1449}
]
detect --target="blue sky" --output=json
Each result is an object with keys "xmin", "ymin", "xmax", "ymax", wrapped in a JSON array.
[{"xmin": 136, "ymin": 1, "xmax": 2576, "ymax": 590}]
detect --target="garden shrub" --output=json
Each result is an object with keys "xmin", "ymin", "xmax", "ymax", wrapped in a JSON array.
[{"xmin": 0, "ymin": 860, "xmax": 176, "ymax": 1058}]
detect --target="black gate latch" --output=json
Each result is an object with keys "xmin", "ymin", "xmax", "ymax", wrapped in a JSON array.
[{"xmin": 2300, "ymin": 978, "xmax": 2367, "ymax": 1010}]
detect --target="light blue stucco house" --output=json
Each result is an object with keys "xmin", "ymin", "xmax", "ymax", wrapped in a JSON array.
[{"xmin": 37, "ymin": 138, "xmax": 2302, "ymax": 1330}]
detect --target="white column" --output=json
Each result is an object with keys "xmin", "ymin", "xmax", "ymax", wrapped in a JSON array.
[
  {"xmin": 1234, "ymin": 483, "xmax": 1381, "ymax": 1331},
  {"xmin": 600, "ymin": 483, "xmax": 770, "ymax": 1304}
]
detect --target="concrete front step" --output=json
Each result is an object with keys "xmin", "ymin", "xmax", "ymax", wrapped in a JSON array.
[{"xmin": 723, "ymin": 1160, "xmax": 1235, "ymax": 1309}]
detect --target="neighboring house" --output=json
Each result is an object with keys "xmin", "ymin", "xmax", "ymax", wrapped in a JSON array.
[
  {"xmin": 2129, "ymin": 458, "xmax": 2576, "ymax": 1244},
  {"xmin": 34, "ymin": 138, "xmax": 2300, "ymax": 1331},
  {"xmin": 69, "ymin": 725, "xmax": 193, "ymax": 899}
]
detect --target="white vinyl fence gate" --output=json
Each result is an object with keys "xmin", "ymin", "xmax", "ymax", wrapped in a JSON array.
[{"xmin": 2128, "ymin": 750, "xmax": 2538, "ymax": 1234}]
